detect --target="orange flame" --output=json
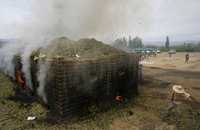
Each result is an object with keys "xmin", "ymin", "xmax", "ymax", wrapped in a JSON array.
[{"xmin": 16, "ymin": 70, "xmax": 26, "ymax": 89}]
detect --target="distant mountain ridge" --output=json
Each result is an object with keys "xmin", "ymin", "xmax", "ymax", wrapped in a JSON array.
[{"xmin": 0, "ymin": 39, "xmax": 17, "ymax": 47}]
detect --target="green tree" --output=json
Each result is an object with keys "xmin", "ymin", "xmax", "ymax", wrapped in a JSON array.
[
  {"xmin": 165, "ymin": 36, "xmax": 170, "ymax": 49},
  {"xmin": 113, "ymin": 37, "xmax": 128, "ymax": 51},
  {"xmin": 128, "ymin": 36, "xmax": 143, "ymax": 49}
]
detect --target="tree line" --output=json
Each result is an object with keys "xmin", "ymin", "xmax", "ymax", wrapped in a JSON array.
[
  {"xmin": 113, "ymin": 36, "xmax": 143, "ymax": 51},
  {"xmin": 162, "ymin": 36, "xmax": 200, "ymax": 52}
]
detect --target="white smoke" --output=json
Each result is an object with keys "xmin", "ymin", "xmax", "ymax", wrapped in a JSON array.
[
  {"xmin": 37, "ymin": 59, "xmax": 49, "ymax": 103},
  {"xmin": 0, "ymin": 0, "xmax": 153, "ymax": 103},
  {"xmin": 0, "ymin": 0, "xmax": 153, "ymax": 40},
  {"xmin": 21, "ymin": 40, "xmax": 50, "ymax": 89},
  {"xmin": 0, "ymin": 40, "xmax": 26, "ymax": 78}
]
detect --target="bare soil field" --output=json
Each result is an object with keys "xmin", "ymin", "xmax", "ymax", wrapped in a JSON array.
[
  {"xmin": 0, "ymin": 52, "xmax": 200, "ymax": 130},
  {"xmin": 143, "ymin": 52, "xmax": 200, "ymax": 101},
  {"xmin": 145, "ymin": 52, "xmax": 200, "ymax": 71}
]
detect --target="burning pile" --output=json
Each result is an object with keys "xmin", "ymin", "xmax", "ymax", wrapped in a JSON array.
[{"xmin": 11, "ymin": 37, "xmax": 139, "ymax": 117}]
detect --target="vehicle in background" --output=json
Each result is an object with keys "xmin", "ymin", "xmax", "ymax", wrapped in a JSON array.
[
  {"xmin": 133, "ymin": 48, "xmax": 160, "ymax": 56},
  {"xmin": 168, "ymin": 49, "xmax": 176, "ymax": 54},
  {"xmin": 156, "ymin": 49, "xmax": 161, "ymax": 53}
]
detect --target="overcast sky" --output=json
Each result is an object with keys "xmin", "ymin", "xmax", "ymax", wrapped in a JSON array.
[{"xmin": 0, "ymin": 0, "xmax": 200, "ymax": 43}]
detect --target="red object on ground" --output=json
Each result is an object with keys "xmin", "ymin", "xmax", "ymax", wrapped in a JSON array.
[{"xmin": 115, "ymin": 96, "xmax": 124, "ymax": 102}]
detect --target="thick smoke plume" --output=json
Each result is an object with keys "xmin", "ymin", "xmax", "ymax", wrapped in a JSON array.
[
  {"xmin": 0, "ymin": 0, "xmax": 153, "ymax": 40},
  {"xmin": 37, "ymin": 60, "xmax": 50, "ymax": 103},
  {"xmin": 0, "ymin": 0, "xmax": 152, "ymax": 102}
]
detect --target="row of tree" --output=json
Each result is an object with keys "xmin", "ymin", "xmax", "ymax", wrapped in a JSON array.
[
  {"xmin": 113, "ymin": 36, "xmax": 143, "ymax": 51},
  {"xmin": 163, "ymin": 36, "xmax": 200, "ymax": 52},
  {"xmin": 113, "ymin": 35, "xmax": 200, "ymax": 52}
]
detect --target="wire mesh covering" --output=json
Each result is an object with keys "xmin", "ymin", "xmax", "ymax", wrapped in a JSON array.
[
  {"xmin": 13, "ymin": 37, "xmax": 139, "ymax": 118},
  {"xmin": 45, "ymin": 54, "xmax": 139, "ymax": 117}
]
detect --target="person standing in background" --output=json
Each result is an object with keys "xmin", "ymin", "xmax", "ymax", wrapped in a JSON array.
[{"xmin": 185, "ymin": 53, "xmax": 189, "ymax": 63}]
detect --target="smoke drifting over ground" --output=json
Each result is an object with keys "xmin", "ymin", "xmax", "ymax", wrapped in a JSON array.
[{"xmin": 0, "ymin": 0, "xmax": 152, "ymax": 102}]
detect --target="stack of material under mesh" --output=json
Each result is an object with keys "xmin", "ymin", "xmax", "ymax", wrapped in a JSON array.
[{"xmin": 27, "ymin": 37, "xmax": 139, "ymax": 117}]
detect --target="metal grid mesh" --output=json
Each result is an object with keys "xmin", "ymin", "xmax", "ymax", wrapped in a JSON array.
[{"xmin": 45, "ymin": 54, "xmax": 139, "ymax": 117}]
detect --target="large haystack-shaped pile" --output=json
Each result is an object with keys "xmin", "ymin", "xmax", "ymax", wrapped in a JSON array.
[{"xmin": 17, "ymin": 37, "xmax": 139, "ymax": 117}]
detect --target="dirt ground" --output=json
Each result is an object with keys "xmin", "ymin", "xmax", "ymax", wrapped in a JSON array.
[
  {"xmin": 143, "ymin": 52, "xmax": 200, "ymax": 101},
  {"xmin": 0, "ymin": 52, "xmax": 200, "ymax": 130},
  {"xmin": 145, "ymin": 52, "xmax": 200, "ymax": 71}
]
